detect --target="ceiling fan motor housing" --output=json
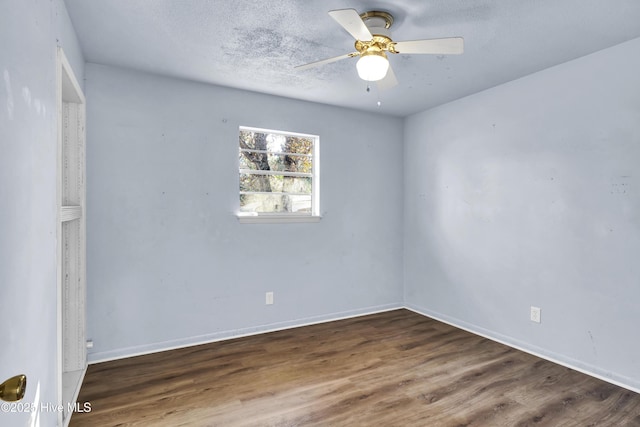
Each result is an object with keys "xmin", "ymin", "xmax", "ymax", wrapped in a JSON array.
[
  {"xmin": 360, "ymin": 10, "xmax": 394, "ymax": 31},
  {"xmin": 367, "ymin": 22, "xmax": 391, "ymax": 38},
  {"xmin": 355, "ymin": 11, "xmax": 396, "ymax": 54},
  {"xmin": 361, "ymin": 11, "xmax": 393, "ymax": 37}
]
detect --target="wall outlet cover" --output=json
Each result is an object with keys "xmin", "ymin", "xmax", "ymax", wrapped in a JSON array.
[{"xmin": 530, "ymin": 306, "xmax": 541, "ymax": 323}]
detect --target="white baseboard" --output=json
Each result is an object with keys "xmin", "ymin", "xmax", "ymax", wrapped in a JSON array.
[
  {"xmin": 87, "ymin": 302, "xmax": 640, "ymax": 395},
  {"xmin": 88, "ymin": 303, "xmax": 403, "ymax": 364},
  {"xmin": 405, "ymin": 304, "xmax": 640, "ymax": 395}
]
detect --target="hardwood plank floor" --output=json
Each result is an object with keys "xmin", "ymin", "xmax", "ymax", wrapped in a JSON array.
[{"xmin": 71, "ymin": 309, "xmax": 640, "ymax": 426}]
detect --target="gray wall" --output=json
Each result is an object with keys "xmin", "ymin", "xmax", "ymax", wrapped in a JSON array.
[
  {"xmin": 0, "ymin": 0, "xmax": 84, "ymax": 425},
  {"xmin": 85, "ymin": 64, "xmax": 404, "ymax": 361},
  {"xmin": 404, "ymin": 37, "xmax": 640, "ymax": 390},
  {"xmin": 6, "ymin": 1, "xmax": 636, "ymax": 402}
]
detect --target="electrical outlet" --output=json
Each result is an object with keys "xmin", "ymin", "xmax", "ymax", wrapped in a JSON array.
[
  {"xmin": 530, "ymin": 306, "xmax": 541, "ymax": 323},
  {"xmin": 266, "ymin": 292, "xmax": 274, "ymax": 305}
]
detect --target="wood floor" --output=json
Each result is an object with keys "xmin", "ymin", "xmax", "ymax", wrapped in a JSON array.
[{"xmin": 71, "ymin": 309, "xmax": 640, "ymax": 426}]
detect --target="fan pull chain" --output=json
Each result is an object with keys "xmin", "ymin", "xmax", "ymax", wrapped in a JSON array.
[{"xmin": 365, "ymin": 84, "xmax": 382, "ymax": 107}]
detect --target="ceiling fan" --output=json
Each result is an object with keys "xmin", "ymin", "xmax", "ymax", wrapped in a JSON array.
[{"xmin": 296, "ymin": 9, "xmax": 464, "ymax": 89}]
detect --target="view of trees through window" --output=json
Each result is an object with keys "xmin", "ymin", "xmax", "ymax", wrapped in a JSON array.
[{"xmin": 239, "ymin": 128, "xmax": 316, "ymax": 214}]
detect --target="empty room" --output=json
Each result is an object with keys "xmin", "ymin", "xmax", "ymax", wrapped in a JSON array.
[{"xmin": 1, "ymin": 0, "xmax": 640, "ymax": 426}]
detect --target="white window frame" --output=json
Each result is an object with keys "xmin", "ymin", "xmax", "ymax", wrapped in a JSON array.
[{"xmin": 237, "ymin": 126, "xmax": 320, "ymax": 224}]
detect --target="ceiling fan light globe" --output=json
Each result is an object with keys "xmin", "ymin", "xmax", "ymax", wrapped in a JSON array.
[{"xmin": 356, "ymin": 52, "xmax": 389, "ymax": 81}]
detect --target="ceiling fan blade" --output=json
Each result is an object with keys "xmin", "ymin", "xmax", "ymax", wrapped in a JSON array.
[
  {"xmin": 376, "ymin": 65, "xmax": 398, "ymax": 91},
  {"xmin": 328, "ymin": 9, "xmax": 373, "ymax": 41},
  {"xmin": 393, "ymin": 37, "xmax": 464, "ymax": 55},
  {"xmin": 295, "ymin": 52, "xmax": 358, "ymax": 71}
]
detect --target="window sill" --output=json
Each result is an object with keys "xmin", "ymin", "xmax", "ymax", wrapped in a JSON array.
[{"xmin": 237, "ymin": 214, "xmax": 322, "ymax": 224}]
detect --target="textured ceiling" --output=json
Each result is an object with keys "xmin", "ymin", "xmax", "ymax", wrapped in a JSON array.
[{"xmin": 64, "ymin": 0, "xmax": 640, "ymax": 117}]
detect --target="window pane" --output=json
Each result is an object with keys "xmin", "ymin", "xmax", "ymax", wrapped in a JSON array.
[
  {"xmin": 239, "ymin": 174, "xmax": 273, "ymax": 193},
  {"xmin": 240, "ymin": 131, "xmax": 313, "ymax": 155},
  {"xmin": 238, "ymin": 150, "xmax": 272, "ymax": 171},
  {"xmin": 240, "ymin": 174, "xmax": 311, "ymax": 194},
  {"xmin": 240, "ymin": 194, "xmax": 312, "ymax": 213},
  {"xmin": 282, "ymin": 136, "xmax": 313, "ymax": 155},
  {"xmin": 239, "ymin": 152, "xmax": 312, "ymax": 173},
  {"xmin": 239, "ymin": 130, "xmax": 268, "ymax": 151}
]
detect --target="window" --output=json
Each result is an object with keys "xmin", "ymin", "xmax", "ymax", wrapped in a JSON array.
[{"xmin": 237, "ymin": 126, "xmax": 320, "ymax": 223}]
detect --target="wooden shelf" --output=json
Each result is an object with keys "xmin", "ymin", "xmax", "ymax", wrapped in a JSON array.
[{"xmin": 60, "ymin": 205, "xmax": 82, "ymax": 222}]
